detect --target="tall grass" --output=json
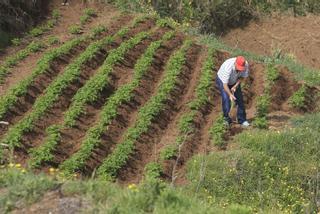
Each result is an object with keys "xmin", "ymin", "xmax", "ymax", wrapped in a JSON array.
[{"xmin": 187, "ymin": 113, "xmax": 320, "ymax": 213}]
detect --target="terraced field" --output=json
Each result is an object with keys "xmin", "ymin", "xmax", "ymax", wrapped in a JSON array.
[{"xmin": 0, "ymin": 3, "xmax": 319, "ymax": 185}]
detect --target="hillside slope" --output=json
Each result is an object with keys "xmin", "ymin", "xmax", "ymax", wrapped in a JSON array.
[{"xmin": 0, "ymin": 1, "xmax": 319, "ymax": 187}]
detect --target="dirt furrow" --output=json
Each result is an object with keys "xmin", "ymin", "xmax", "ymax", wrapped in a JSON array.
[
  {"xmin": 163, "ymin": 53, "xmax": 267, "ymax": 185},
  {"xmin": 0, "ymin": 2, "xmax": 121, "ymax": 93},
  {"xmin": 0, "ymin": 16, "xmax": 132, "ymax": 138},
  {"xmin": 113, "ymin": 44, "xmax": 202, "ymax": 184},
  {"xmin": 36, "ymin": 22, "xmax": 161, "ymax": 168},
  {"xmin": 82, "ymin": 34, "xmax": 185, "ymax": 175},
  {"xmin": 12, "ymin": 19, "xmax": 155, "ymax": 164}
]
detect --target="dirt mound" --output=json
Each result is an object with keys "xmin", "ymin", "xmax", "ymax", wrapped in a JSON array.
[{"xmin": 222, "ymin": 14, "xmax": 320, "ymax": 69}]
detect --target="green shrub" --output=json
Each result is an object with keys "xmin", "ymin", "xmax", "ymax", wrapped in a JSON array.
[
  {"xmin": 252, "ymin": 116, "xmax": 268, "ymax": 129},
  {"xmin": 52, "ymin": 9, "xmax": 61, "ymax": 19},
  {"xmin": 160, "ymin": 144, "xmax": 178, "ymax": 160},
  {"xmin": 91, "ymin": 25, "xmax": 107, "ymax": 38},
  {"xmin": 256, "ymin": 94, "xmax": 271, "ymax": 118},
  {"xmin": 68, "ymin": 25, "xmax": 81, "ymax": 34},
  {"xmin": 209, "ymin": 114, "xmax": 227, "ymax": 148},
  {"xmin": 47, "ymin": 36, "xmax": 60, "ymax": 45},
  {"xmin": 11, "ymin": 38, "xmax": 21, "ymax": 46},
  {"xmin": 289, "ymin": 85, "xmax": 307, "ymax": 108},
  {"xmin": 29, "ymin": 27, "xmax": 44, "ymax": 37},
  {"xmin": 144, "ymin": 162, "xmax": 162, "ymax": 180},
  {"xmin": 84, "ymin": 8, "xmax": 96, "ymax": 17}
]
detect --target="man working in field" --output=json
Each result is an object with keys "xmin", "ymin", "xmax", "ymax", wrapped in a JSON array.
[{"xmin": 216, "ymin": 56, "xmax": 250, "ymax": 127}]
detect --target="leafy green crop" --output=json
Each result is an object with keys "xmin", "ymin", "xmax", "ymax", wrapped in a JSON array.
[
  {"xmin": 26, "ymin": 16, "xmax": 152, "ymax": 168},
  {"xmin": 0, "ymin": 37, "xmax": 85, "ymax": 121},
  {"xmin": 0, "ymin": 41, "xmax": 44, "ymax": 82},
  {"xmin": 60, "ymin": 31, "xmax": 174, "ymax": 176},
  {"xmin": 157, "ymin": 48, "xmax": 215, "ymax": 166},
  {"xmin": 96, "ymin": 39, "xmax": 192, "ymax": 180},
  {"xmin": 253, "ymin": 64, "xmax": 279, "ymax": 129},
  {"xmin": 209, "ymin": 114, "xmax": 227, "ymax": 148},
  {"xmin": 289, "ymin": 85, "xmax": 307, "ymax": 108}
]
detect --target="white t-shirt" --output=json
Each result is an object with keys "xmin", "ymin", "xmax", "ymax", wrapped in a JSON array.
[{"xmin": 217, "ymin": 57, "xmax": 249, "ymax": 85}]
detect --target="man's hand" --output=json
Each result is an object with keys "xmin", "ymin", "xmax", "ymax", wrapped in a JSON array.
[
  {"xmin": 231, "ymin": 85, "xmax": 237, "ymax": 93},
  {"xmin": 229, "ymin": 94, "xmax": 236, "ymax": 101}
]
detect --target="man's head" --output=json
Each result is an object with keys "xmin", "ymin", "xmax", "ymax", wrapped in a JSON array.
[{"xmin": 235, "ymin": 56, "xmax": 246, "ymax": 72}]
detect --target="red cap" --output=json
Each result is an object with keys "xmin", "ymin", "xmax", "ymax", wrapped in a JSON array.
[{"xmin": 235, "ymin": 56, "xmax": 246, "ymax": 71}]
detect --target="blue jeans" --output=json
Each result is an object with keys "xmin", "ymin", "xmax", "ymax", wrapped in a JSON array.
[{"xmin": 216, "ymin": 77, "xmax": 247, "ymax": 124}]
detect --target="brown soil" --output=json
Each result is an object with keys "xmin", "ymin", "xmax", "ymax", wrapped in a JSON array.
[
  {"xmin": 84, "ymin": 33, "xmax": 184, "ymax": 175},
  {"xmin": 0, "ymin": 15, "xmax": 133, "ymax": 139},
  {"xmin": 116, "ymin": 44, "xmax": 202, "ymax": 184},
  {"xmin": 0, "ymin": 1, "xmax": 121, "ymax": 92},
  {"xmin": 12, "ymin": 19, "xmax": 156, "ymax": 166},
  {"xmin": 222, "ymin": 14, "xmax": 320, "ymax": 69},
  {"xmin": 45, "ymin": 27, "xmax": 169, "ymax": 168}
]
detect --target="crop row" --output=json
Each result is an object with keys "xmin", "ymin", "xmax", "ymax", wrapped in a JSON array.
[
  {"xmin": 59, "ymin": 31, "xmax": 175, "ymax": 175},
  {"xmin": 253, "ymin": 64, "xmax": 279, "ymax": 129},
  {"xmin": 0, "ymin": 17, "xmax": 150, "ymax": 156},
  {"xmin": 0, "ymin": 15, "xmax": 149, "ymax": 120},
  {"xmin": 159, "ymin": 48, "xmax": 216, "ymax": 162},
  {"xmin": 0, "ymin": 9, "xmax": 97, "ymax": 83},
  {"xmin": 96, "ymin": 39, "xmax": 193, "ymax": 180},
  {"xmin": 0, "ymin": 36, "xmax": 86, "ymax": 120},
  {"xmin": 0, "ymin": 42, "xmax": 44, "ymax": 83},
  {"xmin": 28, "ymin": 29, "xmax": 154, "ymax": 169}
]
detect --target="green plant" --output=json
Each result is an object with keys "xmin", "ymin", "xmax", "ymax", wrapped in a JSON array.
[
  {"xmin": 144, "ymin": 162, "xmax": 162, "ymax": 180},
  {"xmin": 84, "ymin": 8, "xmax": 96, "ymax": 17},
  {"xmin": 289, "ymin": 85, "xmax": 307, "ymax": 108},
  {"xmin": 156, "ymin": 17, "xmax": 178, "ymax": 29},
  {"xmin": 0, "ymin": 37, "xmax": 85, "ymax": 122},
  {"xmin": 160, "ymin": 144, "xmax": 178, "ymax": 160},
  {"xmin": 60, "ymin": 31, "xmax": 174, "ymax": 175},
  {"xmin": 97, "ymin": 40, "xmax": 192, "ymax": 180},
  {"xmin": 0, "ymin": 41, "xmax": 44, "ymax": 82},
  {"xmin": 209, "ymin": 114, "xmax": 227, "ymax": 148},
  {"xmin": 11, "ymin": 38, "xmax": 21, "ymax": 46},
  {"xmin": 68, "ymin": 25, "xmax": 82, "ymax": 34},
  {"xmin": 52, "ymin": 9, "xmax": 61, "ymax": 19},
  {"xmin": 28, "ymin": 125, "xmax": 62, "ymax": 168},
  {"xmin": 29, "ymin": 27, "xmax": 44, "ymax": 37},
  {"xmin": 252, "ymin": 116, "xmax": 268, "ymax": 129},
  {"xmin": 26, "ymin": 16, "xmax": 151, "ymax": 169},
  {"xmin": 256, "ymin": 94, "xmax": 271, "ymax": 118},
  {"xmin": 47, "ymin": 36, "xmax": 60, "ymax": 45},
  {"xmin": 254, "ymin": 64, "xmax": 278, "ymax": 129},
  {"xmin": 91, "ymin": 25, "xmax": 107, "ymax": 38},
  {"xmin": 0, "ymin": 26, "xmax": 129, "ymax": 157}
]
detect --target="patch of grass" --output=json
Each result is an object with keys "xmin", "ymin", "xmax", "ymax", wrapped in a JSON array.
[
  {"xmin": 0, "ymin": 168, "xmax": 56, "ymax": 213},
  {"xmin": 187, "ymin": 119, "xmax": 320, "ymax": 213}
]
